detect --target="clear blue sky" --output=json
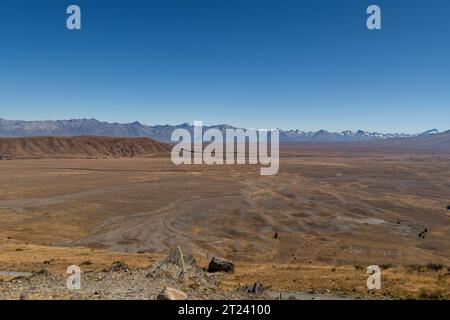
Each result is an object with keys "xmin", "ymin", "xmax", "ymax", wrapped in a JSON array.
[{"xmin": 0, "ymin": 0, "xmax": 449, "ymax": 133}]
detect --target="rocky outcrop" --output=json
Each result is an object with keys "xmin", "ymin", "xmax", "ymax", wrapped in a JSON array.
[
  {"xmin": 207, "ymin": 257, "xmax": 235, "ymax": 273},
  {"xmin": 149, "ymin": 248, "xmax": 217, "ymax": 288},
  {"xmin": 104, "ymin": 261, "xmax": 130, "ymax": 273}
]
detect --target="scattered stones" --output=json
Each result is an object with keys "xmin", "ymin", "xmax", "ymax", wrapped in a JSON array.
[
  {"xmin": 207, "ymin": 257, "xmax": 235, "ymax": 273},
  {"xmin": 104, "ymin": 261, "xmax": 130, "ymax": 273},
  {"xmin": 381, "ymin": 263, "xmax": 392, "ymax": 270},
  {"xmin": 0, "ymin": 267, "xmax": 241, "ymax": 300},
  {"xmin": 242, "ymin": 281, "xmax": 266, "ymax": 294},
  {"xmin": 156, "ymin": 287, "xmax": 188, "ymax": 300},
  {"xmin": 418, "ymin": 228, "xmax": 428, "ymax": 239},
  {"xmin": 32, "ymin": 269, "xmax": 49, "ymax": 277}
]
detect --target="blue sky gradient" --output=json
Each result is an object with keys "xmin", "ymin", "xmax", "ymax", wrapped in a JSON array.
[{"xmin": 0, "ymin": 0, "xmax": 449, "ymax": 133}]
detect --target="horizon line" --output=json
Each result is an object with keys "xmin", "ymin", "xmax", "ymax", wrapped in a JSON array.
[{"xmin": 0, "ymin": 117, "xmax": 446, "ymax": 135}]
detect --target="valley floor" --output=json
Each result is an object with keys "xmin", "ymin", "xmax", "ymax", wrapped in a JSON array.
[{"xmin": 0, "ymin": 146, "xmax": 449, "ymax": 299}]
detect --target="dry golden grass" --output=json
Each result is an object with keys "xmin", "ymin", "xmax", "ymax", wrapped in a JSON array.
[
  {"xmin": 220, "ymin": 261, "xmax": 450, "ymax": 299},
  {"xmin": 0, "ymin": 237, "xmax": 163, "ymax": 275},
  {"xmin": 1, "ymin": 238, "xmax": 448, "ymax": 299}
]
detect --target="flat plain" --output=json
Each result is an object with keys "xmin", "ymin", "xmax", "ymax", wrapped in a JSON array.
[{"xmin": 0, "ymin": 143, "xmax": 449, "ymax": 299}]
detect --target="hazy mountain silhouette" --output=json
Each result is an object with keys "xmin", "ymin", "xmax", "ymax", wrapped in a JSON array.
[{"xmin": 0, "ymin": 118, "xmax": 440, "ymax": 142}]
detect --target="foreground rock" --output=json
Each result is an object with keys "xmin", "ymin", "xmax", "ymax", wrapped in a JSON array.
[
  {"xmin": 207, "ymin": 257, "xmax": 235, "ymax": 273},
  {"xmin": 156, "ymin": 287, "xmax": 188, "ymax": 300},
  {"xmin": 0, "ymin": 267, "xmax": 255, "ymax": 300},
  {"xmin": 149, "ymin": 247, "xmax": 217, "ymax": 288},
  {"xmin": 104, "ymin": 261, "xmax": 130, "ymax": 273}
]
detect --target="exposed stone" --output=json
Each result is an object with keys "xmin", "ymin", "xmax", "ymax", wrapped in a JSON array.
[
  {"xmin": 207, "ymin": 257, "xmax": 235, "ymax": 273},
  {"xmin": 418, "ymin": 228, "xmax": 428, "ymax": 239},
  {"xmin": 32, "ymin": 269, "xmax": 49, "ymax": 277},
  {"xmin": 104, "ymin": 261, "xmax": 130, "ymax": 273},
  {"xmin": 156, "ymin": 287, "xmax": 188, "ymax": 300},
  {"xmin": 149, "ymin": 248, "xmax": 216, "ymax": 288},
  {"xmin": 150, "ymin": 248, "xmax": 197, "ymax": 278},
  {"xmin": 243, "ymin": 281, "xmax": 266, "ymax": 294}
]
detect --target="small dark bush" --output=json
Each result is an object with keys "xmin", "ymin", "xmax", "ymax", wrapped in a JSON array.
[{"xmin": 426, "ymin": 263, "xmax": 444, "ymax": 271}]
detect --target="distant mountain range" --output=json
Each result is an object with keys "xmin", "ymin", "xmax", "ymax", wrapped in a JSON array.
[{"xmin": 0, "ymin": 118, "xmax": 441, "ymax": 142}]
